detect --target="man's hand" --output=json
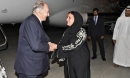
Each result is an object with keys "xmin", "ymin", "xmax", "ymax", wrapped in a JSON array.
[
  {"xmin": 88, "ymin": 36, "xmax": 91, "ymax": 40},
  {"xmin": 101, "ymin": 36, "xmax": 104, "ymax": 39},
  {"xmin": 113, "ymin": 40, "xmax": 116, "ymax": 44},
  {"xmin": 48, "ymin": 42, "xmax": 57, "ymax": 52}
]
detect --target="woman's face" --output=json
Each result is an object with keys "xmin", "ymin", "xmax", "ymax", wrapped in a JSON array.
[{"xmin": 66, "ymin": 13, "xmax": 74, "ymax": 26}]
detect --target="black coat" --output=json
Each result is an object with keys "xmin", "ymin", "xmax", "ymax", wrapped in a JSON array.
[
  {"xmin": 52, "ymin": 28, "xmax": 90, "ymax": 78},
  {"xmin": 14, "ymin": 14, "xmax": 50, "ymax": 75},
  {"xmin": 52, "ymin": 11, "xmax": 90, "ymax": 78},
  {"xmin": 88, "ymin": 16, "xmax": 105, "ymax": 37}
]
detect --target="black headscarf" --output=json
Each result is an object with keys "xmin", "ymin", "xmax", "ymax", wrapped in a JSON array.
[
  {"xmin": 59, "ymin": 11, "xmax": 83, "ymax": 45},
  {"xmin": 51, "ymin": 11, "xmax": 84, "ymax": 58}
]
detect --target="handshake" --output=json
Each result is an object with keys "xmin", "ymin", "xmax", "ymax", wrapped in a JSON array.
[{"xmin": 48, "ymin": 42, "xmax": 57, "ymax": 52}]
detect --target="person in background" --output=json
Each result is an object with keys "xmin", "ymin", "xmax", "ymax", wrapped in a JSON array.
[
  {"xmin": 88, "ymin": 8, "xmax": 106, "ymax": 61},
  {"xmin": 112, "ymin": 5, "xmax": 130, "ymax": 68}
]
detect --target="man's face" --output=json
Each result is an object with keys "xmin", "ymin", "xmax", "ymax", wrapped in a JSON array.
[
  {"xmin": 93, "ymin": 10, "xmax": 98, "ymax": 16},
  {"xmin": 39, "ymin": 4, "xmax": 49, "ymax": 21},
  {"xmin": 125, "ymin": 9, "xmax": 130, "ymax": 17}
]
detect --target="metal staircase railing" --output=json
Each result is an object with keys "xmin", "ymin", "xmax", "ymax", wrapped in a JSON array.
[
  {"xmin": 0, "ymin": 25, "xmax": 7, "ymax": 47},
  {"xmin": 0, "ymin": 25, "xmax": 8, "ymax": 78}
]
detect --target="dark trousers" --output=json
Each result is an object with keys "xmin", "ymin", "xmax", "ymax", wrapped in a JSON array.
[
  {"xmin": 18, "ymin": 73, "xmax": 43, "ymax": 78},
  {"xmin": 91, "ymin": 36, "xmax": 105, "ymax": 58}
]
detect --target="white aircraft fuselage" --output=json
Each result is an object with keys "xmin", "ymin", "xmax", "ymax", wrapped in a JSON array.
[{"xmin": 0, "ymin": 0, "xmax": 128, "ymax": 27}]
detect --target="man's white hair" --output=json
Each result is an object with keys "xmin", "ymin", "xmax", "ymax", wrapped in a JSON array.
[{"xmin": 32, "ymin": 0, "xmax": 44, "ymax": 13}]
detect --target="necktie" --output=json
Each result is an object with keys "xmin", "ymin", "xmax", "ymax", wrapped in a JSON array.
[{"xmin": 94, "ymin": 16, "xmax": 96, "ymax": 25}]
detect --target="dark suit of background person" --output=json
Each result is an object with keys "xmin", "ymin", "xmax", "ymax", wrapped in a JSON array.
[
  {"xmin": 14, "ymin": 1, "xmax": 51, "ymax": 78},
  {"xmin": 88, "ymin": 8, "xmax": 106, "ymax": 61}
]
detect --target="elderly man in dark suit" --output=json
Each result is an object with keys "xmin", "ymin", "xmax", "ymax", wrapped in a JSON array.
[
  {"xmin": 14, "ymin": 1, "xmax": 54, "ymax": 78},
  {"xmin": 88, "ymin": 8, "xmax": 106, "ymax": 61}
]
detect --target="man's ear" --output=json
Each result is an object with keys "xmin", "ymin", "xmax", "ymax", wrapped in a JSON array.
[{"xmin": 39, "ymin": 9, "xmax": 42, "ymax": 14}]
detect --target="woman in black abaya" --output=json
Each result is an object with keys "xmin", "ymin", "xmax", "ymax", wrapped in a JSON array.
[{"xmin": 51, "ymin": 11, "xmax": 90, "ymax": 78}]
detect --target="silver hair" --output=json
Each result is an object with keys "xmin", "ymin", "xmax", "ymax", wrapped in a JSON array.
[{"xmin": 32, "ymin": 0, "xmax": 44, "ymax": 13}]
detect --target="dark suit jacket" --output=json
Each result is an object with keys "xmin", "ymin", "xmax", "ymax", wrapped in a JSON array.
[
  {"xmin": 88, "ymin": 16, "xmax": 105, "ymax": 37},
  {"xmin": 14, "ymin": 14, "xmax": 50, "ymax": 75}
]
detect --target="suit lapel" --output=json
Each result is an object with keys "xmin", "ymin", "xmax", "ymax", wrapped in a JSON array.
[
  {"xmin": 32, "ymin": 14, "xmax": 50, "ymax": 42},
  {"xmin": 96, "ymin": 16, "xmax": 99, "ymax": 25},
  {"xmin": 92, "ymin": 17, "xmax": 95, "ymax": 26}
]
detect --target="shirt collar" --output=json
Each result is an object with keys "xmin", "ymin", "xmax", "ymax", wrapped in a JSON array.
[{"xmin": 94, "ymin": 15, "xmax": 98, "ymax": 18}]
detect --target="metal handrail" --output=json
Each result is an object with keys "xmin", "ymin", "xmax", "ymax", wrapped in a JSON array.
[
  {"xmin": 0, "ymin": 58, "xmax": 3, "ymax": 68},
  {"xmin": 0, "ymin": 25, "xmax": 7, "ymax": 47}
]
